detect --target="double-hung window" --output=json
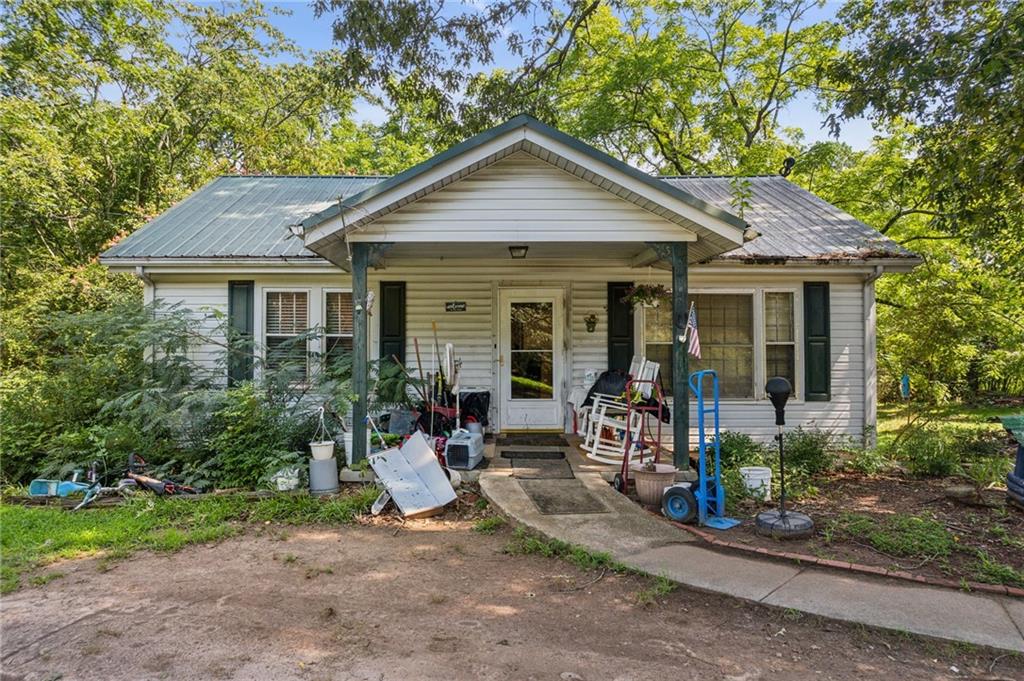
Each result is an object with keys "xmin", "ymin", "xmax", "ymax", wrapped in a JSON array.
[
  {"xmin": 324, "ymin": 290, "xmax": 354, "ymax": 367},
  {"xmin": 265, "ymin": 291, "xmax": 309, "ymax": 379},
  {"xmin": 764, "ymin": 291, "xmax": 796, "ymax": 394}
]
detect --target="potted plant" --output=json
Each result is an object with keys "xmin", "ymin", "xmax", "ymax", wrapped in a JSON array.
[
  {"xmin": 622, "ymin": 284, "xmax": 671, "ymax": 308},
  {"xmin": 629, "ymin": 460, "xmax": 677, "ymax": 507}
]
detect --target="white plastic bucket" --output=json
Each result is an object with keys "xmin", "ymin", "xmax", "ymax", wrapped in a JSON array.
[
  {"xmin": 739, "ymin": 466, "xmax": 772, "ymax": 501},
  {"xmin": 309, "ymin": 440, "xmax": 335, "ymax": 461},
  {"xmin": 342, "ymin": 432, "xmax": 373, "ymax": 468}
]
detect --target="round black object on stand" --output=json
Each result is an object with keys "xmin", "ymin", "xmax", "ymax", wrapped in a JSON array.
[{"xmin": 756, "ymin": 377, "xmax": 814, "ymax": 539}]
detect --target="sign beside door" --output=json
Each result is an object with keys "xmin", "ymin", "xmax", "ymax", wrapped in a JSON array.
[{"xmin": 498, "ymin": 288, "xmax": 565, "ymax": 430}]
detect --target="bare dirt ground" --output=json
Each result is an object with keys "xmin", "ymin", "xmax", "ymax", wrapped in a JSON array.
[{"xmin": 2, "ymin": 520, "xmax": 1022, "ymax": 681}]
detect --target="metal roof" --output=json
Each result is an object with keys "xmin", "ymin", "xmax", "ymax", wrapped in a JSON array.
[
  {"xmin": 101, "ymin": 175, "xmax": 385, "ymax": 259},
  {"xmin": 101, "ymin": 172, "xmax": 913, "ymax": 262},
  {"xmin": 660, "ymin": 176, "xmax": 915, "ymax": 261}
]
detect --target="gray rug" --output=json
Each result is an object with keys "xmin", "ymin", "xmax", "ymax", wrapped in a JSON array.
[
  {"xmin": 518, "ymin": 479, "xmax": 608, "ymax": 515},
  {"xmin": 496, "ymin": 433, "xmax": 568, "ymax": 447},
  {"xmin": 511, "ymin": 458, "xmax": 574, "ymax": 479},
  {"xmin": 500, "ymin": 450, "xmax": 565, "ymax": 460}
]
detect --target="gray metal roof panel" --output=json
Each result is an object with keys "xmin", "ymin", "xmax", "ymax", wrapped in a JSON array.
[
  {"xmin": 102, "ymin": 175, "xmax": 385, "ymax": 259},
  {"xmin": 660, "ymin": 176, "xmax": 914, "ymax": 261},
  {"xmin": 101, "ymin": 173, "xmax": 913, "ymax": 262}
]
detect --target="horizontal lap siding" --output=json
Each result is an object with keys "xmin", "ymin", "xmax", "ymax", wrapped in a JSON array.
[
  {"xmin": 152, "ymin": 282, "xmax": 229, "ymax": 384},
  {"xmin": 363, "ymin": 152, "xmax": 691, "ymax": 241},
  {"xmin": 148, "ymin": 268, "xmax": 869, "ymax": 441}
]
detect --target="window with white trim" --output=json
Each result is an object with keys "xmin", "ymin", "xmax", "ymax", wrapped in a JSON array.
[
  {"xmin": 642, "ymin": 293, "xmax": 756, "ymax": 399},
  {"xmin": 265, "ymin": 291, "xmax": 308, "ymax": 379},
  {"xmin": 764, "ymin": 291, "xmax": 796, "ymax": 394},
  {"xmin": 324, "ymin": 290, "xmax": 354, "ymax": 366}
]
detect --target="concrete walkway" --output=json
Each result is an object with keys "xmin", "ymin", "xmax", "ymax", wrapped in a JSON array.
[{"xmin": 480, "ymin": 468, "xmax": 1024, "ymax": 653}]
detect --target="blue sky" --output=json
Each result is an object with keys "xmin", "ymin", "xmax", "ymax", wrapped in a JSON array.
[{"xmin": 221, "ymin": 0, "xmax": 877, "ymax": 150}]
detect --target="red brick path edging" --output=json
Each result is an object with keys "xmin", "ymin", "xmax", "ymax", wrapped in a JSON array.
[{"xmin": 650, "ymin": 510, "xmax": 1024, "ymax": 599}]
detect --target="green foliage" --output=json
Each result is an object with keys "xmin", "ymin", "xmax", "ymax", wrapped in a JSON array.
[
  {"xmin": 716, "ymin": 431, "xmax": 770, "ymax": 468},
  {"xmin": 889, "ymin": 425, "xmax": 961, "ymax": 478},
  {"xmin": 247, "ymin": 486, "xmax": 379, "ymax": 524},
  {"xmin": 503, "ymin": 527, "xmax": 627, "ymax": 573},
  {"xmin": 472, "ymin": 516, "xmax": 506, "ymax": 535},
  {"xmin": 825, "ymin": 512, "xmax": 955, "ymax": 559},
  {"xmin": 783, "ymin": 427, "xmax": 836, "ymax": 476},
  {"xmin": 972, "ymin": 550, "xmax": 1024, "ymax": 588},
  {"xmin": 207, "ymin": 383, "xmax": 311, "ymax": 490}
]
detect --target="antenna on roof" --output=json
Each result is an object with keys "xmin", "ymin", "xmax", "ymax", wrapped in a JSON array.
[{"xmin": 779, "ymin": 157, "xmax": 796, "ymax": 178}]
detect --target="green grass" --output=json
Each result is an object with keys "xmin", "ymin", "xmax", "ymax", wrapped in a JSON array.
[
  {"xmin": 504, "ymin": 527, "xmax": 629, "ymax": 573},
  {"xmin": 825, "ymin": 512, "xmax": 955, "ymax": 559},
  {"xmin": 635, "ymin": 575, "xmax": 676, "ymax": 606},
  {"xmin": 877, "ymin": 402, "xmax": 1017, "ymax": 448},
  {"xmin": 472, "ymin": 516, "xmax": 505, "ymax": 535},
  {"xmin": 0, "ymin": 487, "xmax": 379, "ymax": 594}
]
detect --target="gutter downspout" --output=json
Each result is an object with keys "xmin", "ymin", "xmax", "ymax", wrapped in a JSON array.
[
  {"xmin": 134, "ymin": 265, "xmax": 154, "ymax": 288},
  {"xmin": 863, "ymin": 264, "xmax": 883, "ymax": 448}
]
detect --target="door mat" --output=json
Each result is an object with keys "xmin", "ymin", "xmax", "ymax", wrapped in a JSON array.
[
  {"xmin": 496, "ymin": 433, "xmax": 568, "ymax": 447},
  {"xmin": 518, "ymin": 479, "xmax": 608, "ymax": 515},
  {"xmin": 499, "ymin": 450, "xmax": 565, "ymax": 460},
  {"xmin": 511, "ymin": 458, "xmax": 574, "ymax": 480}
]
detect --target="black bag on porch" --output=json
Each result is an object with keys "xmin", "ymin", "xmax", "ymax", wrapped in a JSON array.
[{"xmin": 582, "ymin": 370, "xmax": 671, "ymax": 423}]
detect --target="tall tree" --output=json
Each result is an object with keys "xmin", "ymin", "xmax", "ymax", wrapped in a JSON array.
[{"xmin": 830, "ymin": 0, "xmax": 1024, "ymax": 277}]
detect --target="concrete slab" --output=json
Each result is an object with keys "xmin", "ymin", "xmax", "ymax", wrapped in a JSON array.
[
  {"xmin": 1001, "ymin": 598, "xmax": 1024, "ymax": 640},
  {"xmin": 763, "ymin": 569, "xmax": 1024, "ymax": 653},
  {"xmin": 480, "ymin": 471, "xmax": 693, "ymax": 560},
  {"xmin": 629, "ymin": 543, "xmax": 802, "ymax": 601}
]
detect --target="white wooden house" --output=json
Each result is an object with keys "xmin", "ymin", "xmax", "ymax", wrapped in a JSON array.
[{"xmin": 101, "ymin": 116, "xmax": 920, "ymax": 465}]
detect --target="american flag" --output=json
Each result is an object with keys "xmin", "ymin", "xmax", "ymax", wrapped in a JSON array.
[{"xmin": 686, "ymin": 303, "xmax": 701, "ymax": 359}]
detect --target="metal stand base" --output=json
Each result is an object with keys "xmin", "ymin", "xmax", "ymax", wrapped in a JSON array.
[{"xmin": 755, "ymin": 509, "xmax": 814, "ymax": 539}]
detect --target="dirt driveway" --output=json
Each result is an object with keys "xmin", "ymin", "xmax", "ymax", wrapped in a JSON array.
[{"xmin": 1, "ymin": 520, "xmax": 1020, "ymax": 680}]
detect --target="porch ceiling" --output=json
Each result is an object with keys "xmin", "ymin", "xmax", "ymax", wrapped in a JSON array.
[{"xmin": 373, "ymin": 241, "xmax": 667, "ymax": 266}]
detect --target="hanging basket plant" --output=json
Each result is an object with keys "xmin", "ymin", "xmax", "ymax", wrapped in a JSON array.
[{"xmin": 621, "ymin": 284, "xmax": 671, "ymax": 308}]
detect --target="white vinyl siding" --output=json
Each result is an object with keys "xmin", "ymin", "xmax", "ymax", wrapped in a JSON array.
[
  {"xmin": 146, "ymin": 266, "xmax": 870, "ymax": 443},
  {"xmin": 149, "ymin": 282, "xmax": 228, "ymax": 384},
  {"xmin": 356, "ymin": 152, "xmax": 697, "ymax": 243}
]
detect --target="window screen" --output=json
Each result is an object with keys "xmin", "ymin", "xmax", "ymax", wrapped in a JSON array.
[{"xmin": 324, "ymin": 291, "xmax": 354, "ymax": 365}]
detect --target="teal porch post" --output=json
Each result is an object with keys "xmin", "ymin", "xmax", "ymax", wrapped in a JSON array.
[
  {"xmin": 671, "ymin": 242, "xmax": 689, "ymax": 470},
  {"xmin": 350, "ymin": 242, "xmax": 369, "ymax": 465}
]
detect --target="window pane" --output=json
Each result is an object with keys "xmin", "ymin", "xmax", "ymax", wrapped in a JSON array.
[
  {"xmin": 266, "ymin": 291, "xmax": 307, "ymax": 335},
  {"xmin": 325, "ymin": 292, "xmax": 353, "ymax": 335},
  {"xmin": 643, "ymin": 293, "xmax": 754, "ymax": 399},
  {"xmin": 644, "ymin": 343, "xmax": 673, "ymax": 397},
  {"xmin": 325, "ymin": 335, "xmax": 352, "ymax": 368},
  {"xmin": 266, "ymin": 335, "xmax": 308, "ymax": 377},
  {"xmin": 511, "ymin": 302, "xmax": 552, "ymax": 351},
  {"xmin": 643, "ymin": 304, "xmax": 673, "ymax": 344},
  {"xmin": 766, "ymin": 345, "xmax": 795, "ymax": 387},
  {"xmin": 510, "ymin": 351, "xmax": 553, "ymax": 399},
  {"xmin": 765, "ymin": 292, "xmax": 794, "ymax": 343}
]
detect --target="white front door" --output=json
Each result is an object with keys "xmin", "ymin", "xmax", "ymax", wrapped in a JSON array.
[{"xmin": 499, "ymin": 288, "xmax": 565, "ymax": 431}]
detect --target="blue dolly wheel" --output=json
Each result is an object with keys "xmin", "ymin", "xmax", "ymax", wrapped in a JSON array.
[{"xmin": 662, "ymin": 485, "xmax": 697, "ymax": 523}]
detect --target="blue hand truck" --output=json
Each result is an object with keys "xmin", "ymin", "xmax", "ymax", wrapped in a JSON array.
[{"xmin": 661, "ymin": 369, "xmax": 740, "ymax": 530}]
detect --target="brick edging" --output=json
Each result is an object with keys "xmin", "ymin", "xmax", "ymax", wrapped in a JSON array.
[{"xmin": 648, "ymin": 509, "xmax": 1024, "ymax": 598}]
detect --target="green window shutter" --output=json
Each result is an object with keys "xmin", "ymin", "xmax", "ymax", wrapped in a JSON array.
[
  {"xmin": 379, "ymin": 282, "xmax": 406, "ymax": 365},
  {"xmin": 803, "ymin": 282, "xmax": 831, "ymax": 401},
  {"xmin": 227, "ymin": 281, "xmax": 254, "ymax": 385},
  {"xmin": 607, "ymin": 282, "xmax": 635, "ymax": 372}
]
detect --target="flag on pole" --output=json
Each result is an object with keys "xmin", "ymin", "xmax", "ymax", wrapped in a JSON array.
[{"xmin": 685, "ymin": 302, "xmax": 701, "ymax": 359}]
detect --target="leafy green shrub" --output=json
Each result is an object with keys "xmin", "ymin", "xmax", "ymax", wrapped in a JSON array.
[
  {"xmin": 208, "ymin": 383, "xmax": 312, "ymax": 489},
  {"xmin": 956, "ymin": 427, "xmax": 1009, "ymax": 461},
  {"xmin": 888, "ymin": 425, "xmax": 960, "ymax": 477},
  {"xmin": 783, "ymin": 427, "xmax": 835, "ymax": 475},
  {"xmin": 715, "ymin": 431, "xmax": 769, "ymax": 468},
  {"xmin": 845, "ymin": 446, "xmax": 894, "ymax": 475}
]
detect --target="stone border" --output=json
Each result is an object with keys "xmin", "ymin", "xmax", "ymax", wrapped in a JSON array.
[{"xmin": 650, "ymin": 510, "xmax": 1024, "ymax": 598}]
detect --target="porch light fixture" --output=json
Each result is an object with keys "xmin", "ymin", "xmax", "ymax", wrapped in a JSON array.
[{"xmin": 508, "ymin": 245, "xmax": 529, "ymax": 259}]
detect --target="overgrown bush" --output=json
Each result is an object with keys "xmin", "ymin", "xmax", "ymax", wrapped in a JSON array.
[
  {"xmin": 715, "ymin": 431, "xmax": 769, "ymax": 468},
  {"xmin": 783, "ymin": 427, "xmax": 836, "ymax": 475},
  {"xmin": 207, "ymin": 383, "xmax": 312, "ymax": 489},
  {"xmin": 886, "ymin": 423, "xmax": 1011, "ymax": 481}
]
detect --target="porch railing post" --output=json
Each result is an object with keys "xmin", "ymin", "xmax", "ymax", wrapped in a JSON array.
[
  {"xmin": 671, "ymin": 242, "xmax": 689, "ymax": 470},
  {"xmin": 351, "ymin": 242, "xmax": 369, "ymax": 465}
]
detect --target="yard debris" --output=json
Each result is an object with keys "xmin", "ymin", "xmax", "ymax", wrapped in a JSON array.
[{"xmin": 367, "ymin": 431, "xmax": 457, "ymax": 518}]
